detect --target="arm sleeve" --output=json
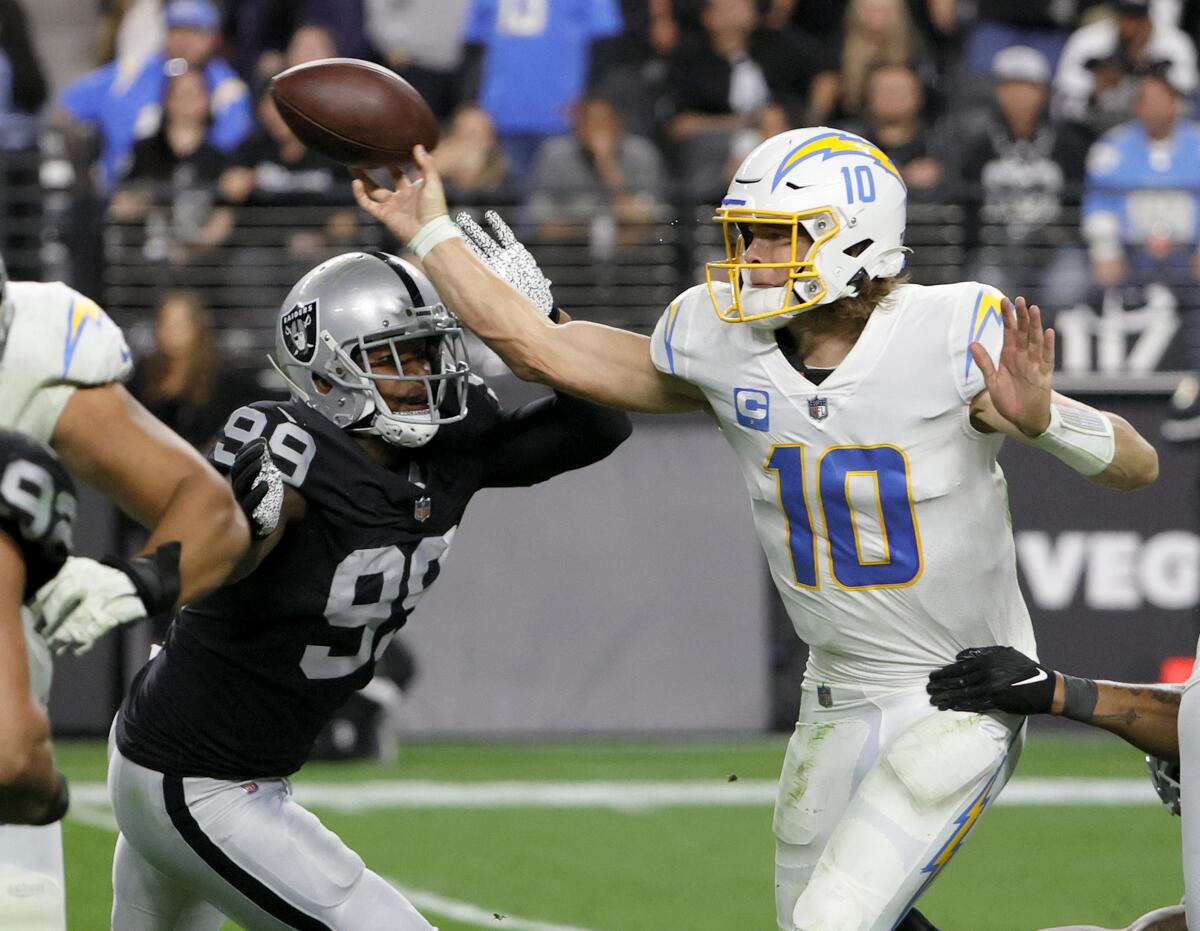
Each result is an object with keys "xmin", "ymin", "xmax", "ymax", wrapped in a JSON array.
[{"xmin": 480, "ymin": 390, "xmax": 632, "ymax": 488}]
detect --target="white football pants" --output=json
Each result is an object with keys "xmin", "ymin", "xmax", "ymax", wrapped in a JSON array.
[
  {"xmin": 1178, "ymin": 669, "xmax": 1200, "ymax": 929},
  {"xmin": 774, "ymin": 682, "xmax": 1023, "ymax": 931},
  {"xmin": 108, "ymin": 728, "xmax": 437, "ymax": 931}
]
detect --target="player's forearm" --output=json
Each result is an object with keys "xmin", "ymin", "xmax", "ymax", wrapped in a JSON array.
[
  {"xmin": 1089, "ymin": 412, "xmax": 1159, "ymax": 490},
  {"xmin": 0, "ymin": 693, "xmax": 63, "ymax": 824},
  {"xmin": 140, "ymin": 470, "xmax": 250, "ymax": 605},
  {"xmin": 1052, "ymin": 675, "xmax": 1181, "ymax": 760}
]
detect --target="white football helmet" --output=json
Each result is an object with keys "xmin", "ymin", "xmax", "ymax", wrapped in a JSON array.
[
  {"xmin": 707, "ymin": 127, "xmax": 908, "ymax": 328},
  {"xmin": 272, "ymin": 252, "xmax": 470, "ymax": 448}
]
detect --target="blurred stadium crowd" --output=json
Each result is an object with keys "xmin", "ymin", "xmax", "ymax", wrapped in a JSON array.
[{"xmin": 2, "ymin": 0, "xmax": 1200, "ymax": 436}]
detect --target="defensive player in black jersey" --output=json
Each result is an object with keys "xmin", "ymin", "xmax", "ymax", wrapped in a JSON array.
[
  {"xmin": 108, "ymin": 252, "xmax": 631, "ymax": 930},
  {"xmin": 0, "ymin": 431, "xmax": 73, "ymax": 827}
]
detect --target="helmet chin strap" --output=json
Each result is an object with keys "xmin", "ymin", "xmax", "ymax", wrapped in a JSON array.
[{"xmin": 366, "ymin": 415, "xmax": 439, "ymax": 448}]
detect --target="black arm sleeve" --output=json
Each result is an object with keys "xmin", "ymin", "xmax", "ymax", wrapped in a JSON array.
[{"xmin": 480, "ymin": 391, "xmax": 632, "ymax": 488}]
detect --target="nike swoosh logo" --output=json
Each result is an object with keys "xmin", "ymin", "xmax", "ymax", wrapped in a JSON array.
[{"xmin": 1011, "ymin": 669, "xmax": 1048, "ymax": 687}]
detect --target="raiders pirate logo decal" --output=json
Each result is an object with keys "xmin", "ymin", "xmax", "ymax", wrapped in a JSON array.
[{"xmin": 281, "ymin": 300, "xmax": 318, "ymax": 363}]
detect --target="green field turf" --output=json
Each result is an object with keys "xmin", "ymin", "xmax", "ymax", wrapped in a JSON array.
[{"xmin": 56, "ymin": 732, "xmax": 1182, "ymax": 931}]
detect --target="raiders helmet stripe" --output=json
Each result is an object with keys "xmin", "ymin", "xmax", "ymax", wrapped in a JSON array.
[
  {"xmin": 371, "ymin": 251, "xmax": 424, "ymax": 307},
  {"xmin": 162, "ymin": 775, "xmax": 334, "ymax": 930}
]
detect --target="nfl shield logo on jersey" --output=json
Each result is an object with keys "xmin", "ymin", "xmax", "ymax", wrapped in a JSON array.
[
  {"xmin": 414, "ymin": 495, "xmax": 432, "ymax": 522},
  {"xmin": 281, "ymin": 300, "xmax": 318, "ymax": 363},
  {"xmin": 808, "ymin": 396, "xmax": 829, "ymax": 421}
]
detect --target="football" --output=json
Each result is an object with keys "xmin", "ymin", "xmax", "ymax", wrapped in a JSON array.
[{"xmin": 269, "ymin": 57, "xmax": 440, "ymax": 168}]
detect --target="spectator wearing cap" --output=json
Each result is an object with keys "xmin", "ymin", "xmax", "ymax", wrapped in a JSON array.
[
  {"xmin": 1055, "ymin": 0, "xmax": 1198, "ymax": 135},
  {"xmin": 1082, "ymin": 73, "xmax": 1200, "ymax": 361},
  {"xmin": 961, "ymin": 45, "xmax": 1093, "ymax": 308},
  {"xmin": 57, "ymin": 0, "xmax": 253, "ymax": 189}
]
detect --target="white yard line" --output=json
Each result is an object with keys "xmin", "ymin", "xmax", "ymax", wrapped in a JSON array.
[
  {"xmin": 391, "ymin": 883, "xmax": 598, "ymax": 931},
  {"xmin": 70, "ymin": 776, "xmax": 1161, "ymax": 811}
]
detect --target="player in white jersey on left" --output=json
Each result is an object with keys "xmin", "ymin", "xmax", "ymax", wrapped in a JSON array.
[
  {"xmin": 0, "ymin": 253, "xmax": 250, "ymax": 928},
  {"xmin": 351, "ymin": 128, "xmax": 1159, "ymax": 931}
]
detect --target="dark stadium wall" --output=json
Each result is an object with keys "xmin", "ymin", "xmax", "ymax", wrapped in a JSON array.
[{"xmin": 48, "ymin": 390, "xmax": 1196, "ymax": 737}]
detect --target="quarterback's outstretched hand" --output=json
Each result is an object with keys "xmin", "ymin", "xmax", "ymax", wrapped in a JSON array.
[
  {"xmin": 351, "ymin": 146, "xmax": 447, "ymax": 245},
  {"xmin": 971, "ymin": 296, "xmax": 1055, "ymax": 436},
  {"xmin": 927, "ymin": 646, "xmax": 1058, "ymax": 715},
  {"xmin": 455, "ymin": 211, "xmax": 556, "ymax": 317},
  {"xmin": 229, "ymin": 438, "xmax": 284, "ymax": 540}
]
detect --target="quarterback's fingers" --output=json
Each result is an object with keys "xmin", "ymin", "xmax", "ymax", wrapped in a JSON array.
[
  {"xmin": 484, "ymin": 210, "xmax": 518, "ymax": 247},
  {"xmin": 1026, "ymin": 301, "xmax": 1043, "ymax": 355},
  {"xmin": 1042, "ymin": 327, "xmax": 1056, "ymax": 367},
  {"xmin": 969, "ymin": 342, "xmax": 997, "ymax": 380}
]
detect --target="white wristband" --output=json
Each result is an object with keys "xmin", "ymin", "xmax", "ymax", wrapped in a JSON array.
[
  {"xmin": 1030, "ymin": 404, "xmax": 1116, "ymax": 476},
  {"xmin": 407, "ymin": 215, "xmax": 463, "ymax": 260}
]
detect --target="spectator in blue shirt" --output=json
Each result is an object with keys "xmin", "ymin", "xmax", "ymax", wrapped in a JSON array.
[
  {"xmin": 57, "ymin": 0, "xmax": 253, "ymax": 189},
  {"xmin": 1083, "ymin": 72, "xmax": 1200, "ymax": 362},
  {"xmin": 464, "ymin": 0, "xmax": 624, "ymax": 184}
]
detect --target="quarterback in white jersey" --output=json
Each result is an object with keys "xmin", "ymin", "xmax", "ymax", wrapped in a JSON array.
[
  {"xmin": 353, "ymin": 129, "xmax": 1158, "ymax": 931},
  {"xmin": 0, "ymin": 256, "xmax": 249, "ymax": 927}
]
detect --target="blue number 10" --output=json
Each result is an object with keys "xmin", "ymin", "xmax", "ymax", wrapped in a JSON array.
[
  {"xmin": 840, "ymin": 165, "xmax": 877, "ymax": 204},
  {"xmin": 765, "ymin": 444, "xmax": 922, "ymax": 590}
]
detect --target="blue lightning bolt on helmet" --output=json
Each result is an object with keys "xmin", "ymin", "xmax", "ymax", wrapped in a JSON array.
[{"xmin": 707, "ymin": 127, "xmax": 909, "ymax": 328}]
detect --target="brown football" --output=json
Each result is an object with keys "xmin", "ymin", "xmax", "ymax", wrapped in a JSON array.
[{"xmin": 269, "ymin": 58, "xmax": 439, "ymax": 168}]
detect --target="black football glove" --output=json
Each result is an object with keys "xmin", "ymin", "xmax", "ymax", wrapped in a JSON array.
[
  {"xmin": 927, "ymin": 646, "xmax": 1058, "ymax": 715},
  {"xmin": 229, "ymin": 438, "xmax": 284, "ymax": 540}
]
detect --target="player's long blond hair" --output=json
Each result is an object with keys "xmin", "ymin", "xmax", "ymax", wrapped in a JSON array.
[{"xmin": 826, "ymin": 272, "xmax": 909, "ymax": 323}]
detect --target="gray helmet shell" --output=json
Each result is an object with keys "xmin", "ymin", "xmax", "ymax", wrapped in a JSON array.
[{"xmin": 272, "ymin": 252, "xmax": 470, "ymax": 447}]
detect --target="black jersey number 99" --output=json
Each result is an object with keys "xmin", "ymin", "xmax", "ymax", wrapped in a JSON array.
[
  {"xmin": 300, "ymin": 531, "xmax": 454, "ymax": 680},
  {"xmin": 0, "ymin": 457, "xmax": 75, "ymax": 555}
]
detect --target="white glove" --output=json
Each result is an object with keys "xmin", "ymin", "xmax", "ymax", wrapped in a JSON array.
[
  {"xmin": 33, "ymin": 556, "xmax": 148, "ymax": 656},
  {"xmin": 454, "ymin": 210, "xmax": 556, "ymax": 317}
]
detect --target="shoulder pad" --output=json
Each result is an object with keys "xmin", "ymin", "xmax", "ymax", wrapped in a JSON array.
[
  {"xmin": 0, "ymin": 430, "xmax": 76, "ymax": 597},
  {"xmin": 650, "ymin": 284, "xmax": 711, "ymax": 381},
  {"xmin": 948, "ymin": 282, "xmax": 1006, "ymax": 403}
]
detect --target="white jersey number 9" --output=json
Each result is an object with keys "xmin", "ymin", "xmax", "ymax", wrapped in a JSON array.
[
  {"xmin": 212, "ymin": 407, "xmax": 316, "ymax": 487},
  {"xmin": 300, "ymin": 530, "xmax": 456, "ymax": 681}
]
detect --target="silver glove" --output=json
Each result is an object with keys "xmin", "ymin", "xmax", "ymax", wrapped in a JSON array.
[{"xmin": 454, "ymin": 210, "xmax": 555, "ymax": 317}]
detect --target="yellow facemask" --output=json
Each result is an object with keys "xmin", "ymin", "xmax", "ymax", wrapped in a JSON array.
[{"xmin": 705, "ymin": 206, "xmax": 842, "ymax": 324}]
